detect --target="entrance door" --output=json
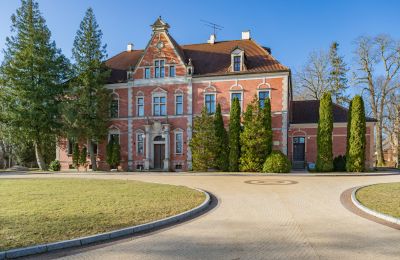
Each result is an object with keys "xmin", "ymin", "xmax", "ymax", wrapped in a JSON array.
[
  {"xmin": 154, "ymin": 144, "xmax": 165, "ymax": 169},
  {"xmin": 293, "ymin": 137, "xmax": 305, "ymax": 169}
]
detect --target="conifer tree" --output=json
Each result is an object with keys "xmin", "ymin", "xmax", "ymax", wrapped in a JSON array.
[
  {"xmin": 0, "ymin": 0, "xmax": 69, "ymax": 170},
  {"xmin": 240, "ymin": 96, "xmax": 269, "ymax": 172},
  {"xmin": 262, "ymin": 98, "xmax": 273, "ymax": 156},
  {"xmin": 79, "ymin": 146, "xmax": 88, "ymax": 171},
  {"xmin": 66, "ymin": 8, "xmax": 110, "ymax": 171},
  {"xmin": 346, "ymin": 95, "xmax": 366, "ymax": 172},
  {"xmin": 328, "ymin": 42, "xmax": 349, "ymax": 105},
  {"xmin": 214, "ymin": 104, "xmax": 229, "ymax": 171},
  {"xmin": 316, "ymin": 92, "xmax": 334, "ymax": 172},
  {"xmin": 228, "ymin": 98, "xmax": 241, "ymax": 172},
  {"xmin": 190, "ymin": 107, "xmax": 218, "ymax": 171},
  {"xmin": 345, "ymin": 99, "xmax": 353, "ymax": 159}
]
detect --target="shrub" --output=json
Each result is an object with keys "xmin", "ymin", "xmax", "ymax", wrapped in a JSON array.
[
  {"xmin": 214, "ymin": 103, "xmax": 229, "ymax": 171},
  {"xmin": 333, "ymin": 155, "xmax": 346, "ymax": 172},
  {"xmin": 228, "ymin": 97, "xmax": 241, "ymax": 171},
  {"xmin": 72, "ymin": 143, "xmax": 80, "ymax": 169},
  {"xmin": 79, "ymin": 146, "xmax": 88, "ymax": 171},
  {"xmin": 263, "ymin": 151, "xmax": 291, "ymax": 173},
  {"xmin": 49, "ymin": 160, "xmax": 61, "ymax": 171}
]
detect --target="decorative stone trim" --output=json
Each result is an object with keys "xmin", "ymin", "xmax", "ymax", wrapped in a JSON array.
[
  {"xmin": 0, "ymin": 189, "xmax": 211, "ymax": 259},
  {"xmin": 351, "ymin": 185, "xmax": 400, "ymax": 225}
]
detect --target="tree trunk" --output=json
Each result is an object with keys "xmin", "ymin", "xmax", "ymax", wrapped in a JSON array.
[
  {"xmin": 89, "ymin": 140, "xmax": 97, "ymax": 171},
  {"xmin": 34, "ymin": 142, "xmax": 47, "ymax": 170},
  {"xmin": 375, "ymin": 124, "xmax": 385, "ymax": 166}
]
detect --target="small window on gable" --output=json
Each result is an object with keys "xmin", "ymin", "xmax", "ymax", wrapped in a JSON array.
[
  {"xmin": 169, "ymin": 65, "xmax": 176, "ymax": 77},
  {"xmin": 233, "ymin": 56, "xmax": 241, "ymax": 72},
  {"xmin": 144, "ymin": 68, "xmax": 150, "ymax": 79},
  {"xmin": 154, "ymin": 60, "xmax": 165, "ymax": 78}
]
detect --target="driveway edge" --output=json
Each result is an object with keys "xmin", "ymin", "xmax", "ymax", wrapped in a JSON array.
[
  {"xmin": 0, "ymin": 189, "xmax": 211, "ymax": 259},
  {"xmin": 351, "ymin": 185, "xmax": 400, "ymax": 226}
]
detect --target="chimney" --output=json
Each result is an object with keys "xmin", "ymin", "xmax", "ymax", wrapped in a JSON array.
[
  {"xmin": 242, "ymin": 30, "xmax": 251, "ymax": 40},
  {"xmin": 207, "ymin": 34, "xmax": 216, "ymax": 44},
  {"xmin": 127, "ymin": 43, "xmax": 134, "ymax": 52}
]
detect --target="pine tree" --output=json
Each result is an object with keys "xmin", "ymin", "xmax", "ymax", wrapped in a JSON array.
[
  {"xmin": 228, "ymin": 98, "xmax": 241, "ymax": 172},
  {"xmin": 0, "ymin": 0, "xmax": 70, "ymax": 170},
  {"xmin": 328, "ymin": 42, "xmax": 349, "ymax": 105},
  {"xmin": 214, "ymin": 104, "xmax": 229, "ymax": 171},
  {"xmin": 72, "ymin": 143, "xmax": 80, "ymax": 170},
  {"xmin": 262, "ymin": 98, "xmax": 273, "ymax": 156},
  {"xmin": 346, "ymin": 95, "xmax": 366, "ymax": 172},
  {"xmin": 190, "ymin": 107, "xmax": 218, "ymax": 171},
  {"xmin": 345, "ymin": 99, "xmax": 353, "ymax": 159},
  {"xmin": 79, "ymin": 146, "xmax": 87, "ymax": 171},
  {"xmin": 316, "ymin": 92, "xmax": 334, "ymax": 172},
  {"xmin": 240, "ymin": 96, "xmax": 269, "ymax": 172},
  {"xmin": 66, "ymin": 8, "xmax": 110, "ymax": 171}
]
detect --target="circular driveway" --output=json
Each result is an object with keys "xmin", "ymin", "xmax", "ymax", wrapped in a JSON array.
[{"xmin": 4, "ymin": 173, "xmax": 400, "ymax": 259}]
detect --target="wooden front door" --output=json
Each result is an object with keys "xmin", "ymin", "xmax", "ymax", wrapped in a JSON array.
[
  {"xmin": 154, "ymin": 144, "xmax": 165, "ymax": 169},
  {"xmin": 293, "ymin": 137, "xmax": 305, "ymax": 169}
]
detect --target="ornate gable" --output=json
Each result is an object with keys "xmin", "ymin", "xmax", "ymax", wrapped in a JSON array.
[{"xmin": 133, "ymin": 17, "xmax": 187, "ymax": 79}]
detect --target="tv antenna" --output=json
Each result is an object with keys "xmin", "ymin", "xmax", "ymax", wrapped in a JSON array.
[{"xmin": 201, "ymin": 19, "xmax": 224, "ymax": 36}]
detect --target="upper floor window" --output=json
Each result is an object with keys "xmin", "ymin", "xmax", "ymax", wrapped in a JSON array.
[
  {"xmin": 136, "ymin": 133, "xmax": 144, "ymax": 155},
  {"xmin": 137, "ymin": 97, "xmax": 144, "ymax": 117},
  {"xmin": 205, "ymin": 94, "xmax": 216, "ymax": 114},
  {"xmin": 154, "ymin": 60, "xmax": 165, "ymax": 78},
  {"xmin": 169, "ymin": 65, "xmax": 176, "ymax": 77},
  {"xmin": 233, "ymin": 56, "xmax": 241, "ymax": 72},
  {"xmin": 258, "ymin": 91, "xmax": 270, "ymax": 108},
  {"xmin": 144, "ymin": 68, "xmax": 150, "ymax": 79},
  {"xmin": 175, "ymin": 95, "xmax": 183, "ymax": 115},
  {"xmin": 153, "ymin": 96, "xmax": 166, "ymax": 116},
  {"xmin": 110, "ymin": 94, "xmax": 119, "ymax": 118}
]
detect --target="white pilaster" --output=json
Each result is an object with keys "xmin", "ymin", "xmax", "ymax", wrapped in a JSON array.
[
  {"xmin": 144, "ymin": 124, "xmax": 151, "ymax": 170},
  {"xmin": 281, "ymin": 75, "xmax": 289, "ymax": 155},
  {"xmin": 128, "ymin": 87, "xmax": 133, "ymax": 171},
  {"xmin": 163, "ymin": 124, "xmax": 170, "ymax": 171},
  {"xmin": 186, "ymin": 78, "xmax": 193, "ymax": 170}
]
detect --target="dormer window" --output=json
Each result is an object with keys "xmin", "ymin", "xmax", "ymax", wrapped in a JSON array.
[
  {"xmin": 233, "ymin": 56, "xmax": 241, "ymax": 72},
  {"xmin": 154, "ymin": 60, "xmax": 165, "ymax": 78}
]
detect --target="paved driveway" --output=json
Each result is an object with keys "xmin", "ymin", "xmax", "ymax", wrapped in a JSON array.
[{"xmin": 4, "ymin": 173, "xmax": 400, "ymax": 259}]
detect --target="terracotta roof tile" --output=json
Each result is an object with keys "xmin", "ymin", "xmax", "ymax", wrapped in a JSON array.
[{"xmin": 104, "ymin": 39, "xmax": 288, "ymax": 83}]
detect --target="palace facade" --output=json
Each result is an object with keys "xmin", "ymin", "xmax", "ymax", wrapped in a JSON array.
[{"xmin": 57, "ymin": 17, "xmax": 375, "ymax": 171}]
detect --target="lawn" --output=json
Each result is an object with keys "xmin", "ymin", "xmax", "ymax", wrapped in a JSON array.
[
  {"xmin": 356, "ymin": 182, "xmax": 400, "ymax": 219},
  {"xmin": 0, "ymin": 178, "xmax": 205, "ymax": 251}
]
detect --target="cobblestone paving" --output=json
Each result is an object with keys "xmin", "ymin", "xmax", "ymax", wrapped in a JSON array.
[{"xmin": 4, "ymin": 173, "xmax": 400, "ymax": 260}]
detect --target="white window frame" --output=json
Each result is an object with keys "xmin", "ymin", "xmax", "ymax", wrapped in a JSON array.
[
  {"xmin": 136, "ymin": 132, "xmax": 145, "ymax": 155},
  {"xmin": 257, "ymin": 89, "xmax": 271, "ymax": 108},
  {"xmin": 169, "ymin": 65, "xmax": 176, "ymax": 77},
  {"xmin": 152, "ymin": 93, "xmax": 167, "ymax": 116},
  {"xmin": 231, "ymin": 48, "xmax": 245, "ymax": 72},
  {"xmin": 110, "ymin": 93, "xmax": 119, "ymax": 118},
  {"xmin": 233, "ymin": 55, "xmax": 242, "ymax": 72},
  {"xmin": 143, "ymin": 67, "xmax": 151, "ymax": 79},
  {"xmin": 175, "ymin": 94, "xmax": 183, "ymax": 115},
  {"xmin": 136, "ymin": 96, "xmax": 145, "ymax": 117},
  {"xmin": 174, "ymin": 131, "xmax": 183, "ymax": 155},
  {"xmin": 204, "ymin": 93, "xmax": 216, "ymax": 114}
]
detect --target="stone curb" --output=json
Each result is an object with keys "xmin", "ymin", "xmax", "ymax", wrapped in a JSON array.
[
  {"xmin": 351, "ymin": 185, "xmax": 400, "ymax": 226},
  {"xmin": 0, "ymin": 189, "xmax": 211, "ymax": 259}
]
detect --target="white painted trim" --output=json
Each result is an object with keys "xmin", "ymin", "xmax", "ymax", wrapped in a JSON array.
[
  {"xmin": 191, "ymin": 72, "xmax": 289, "ymax": 82},
  {"xmin": 290, "ymin": 123, "xmax": 349, "ymax": 128},
  {"xmin": 281, "ymin": 75, "xmax": 289, "ymax": 155}
]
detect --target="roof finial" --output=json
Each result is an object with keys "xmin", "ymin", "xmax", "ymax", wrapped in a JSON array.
[{"xmin": 151, "ymin": 16, "xmax": 170, "ymax": 32}]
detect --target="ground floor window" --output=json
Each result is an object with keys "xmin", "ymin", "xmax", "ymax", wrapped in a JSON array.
[
  {"xmin": 258, "ymin": 90, "xmax": 270, "ymax": 108},
  {"xmin": 175, "ymin": 132, "xmax": 183, "ymax": 154},
  {"xmin": 205, "ymin": 94, "xmax": 216, "ymax": 114},
  {"xmin": 136, "ymin": 133, "xmax": 144, "ymax": 155}
]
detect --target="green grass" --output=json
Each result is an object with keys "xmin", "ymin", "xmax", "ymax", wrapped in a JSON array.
[
  {"xmin": 0, "ymin": 178, "xmax": 205, "ymax": 251},
  {"xmin": 356, "ymin": 182, "xmax": 400, "ymax": 219}
]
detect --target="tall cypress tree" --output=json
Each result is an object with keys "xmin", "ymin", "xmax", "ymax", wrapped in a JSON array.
[
  {"xmin": 316, "ymin": 92, "xmax": 334, "ymax": 172},
  {"xmin": 0, "ymin": 0, "xmax": 69, "ymax": 170},
  {"xmin": 240, "ymin": 96, "xmax": 269, "ymax": 172},
  {"xmin": 262, "ymin": 98, "xmax": 273, "ymax": 156},
  {"xmin": 67, "ymin": 8, "xmax": 110, "ymax": 171},
  {"xmin": 229, "ymin": 98, "xmax": 241, "ymax": 171},
  {"xmin": 328, "ymin": 42, "xmax": 349, "ymax": 105},
  {"xmin": 214, "ymin": 104, "xmax": 229, "ymax": 171},
  {"xmin": 346, "ymin": 95, "xmax": 366, "ymax": 172},
  {"xmin": 345, "ymin": 99, "xmax": 353, "ymax": 159}
]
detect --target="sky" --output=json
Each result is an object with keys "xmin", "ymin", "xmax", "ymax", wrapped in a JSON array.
[{"xmin": 0, "ymin": 0, "xmax": 400, "ymax": 73}]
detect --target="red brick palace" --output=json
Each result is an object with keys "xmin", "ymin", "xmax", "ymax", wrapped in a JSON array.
[{"xmin": 57, "ymin": 17, "xmax": 375, "ymax": 171}]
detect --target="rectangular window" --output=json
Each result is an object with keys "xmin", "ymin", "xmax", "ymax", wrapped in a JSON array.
[
  {"xmin": 258, "ymin": 91, "xmax": 270, "ymax": 108},
  {"xmin": 154, "ymin": 60, "xmax": 165, "ymax": 78},
  {"xmin": 144, "ymin": 68, "xmax": 150, "ymax": 79},
  {"xmin": 153, "ymin": 96, "xmax": 166, "ymax": 116},
  {"xmin": 231, "ymin": 92, "xmax": 242, "ymax": 111},
  {"xmin": 136, "ymin": 133, "xmax": 144, "ymax": 155},
  {"xmin": 109, "ymin": 134, "xmax": 120, "ymax": 144},
  {"xmin": 110, "ymin": 99, "xmax": 119, "ymax": 118},
  {"xmin": 137, "ymin": 97, "xmax": 144, "ymax": 117},
  {"xmin": 91, "ymin": 141, "xmax": 98, "ymax": 155},
  {"xmin": 67, "ymin": 139, "xmax": 74, "ymax": 155},
  {"xmin": 169, "ymin": 65, "xmax": 175, "ymax": 77},
  {"xmin": 205, "ymin": 94, "xmax": 216, "ymax": 114},
  {"xmin": 175, "ymin": 95, "xmax": 183, "ymax": 115},
  {"xmin": 234, "ymin": 56, "xmax": 241, "ymax": 72},
  {"xmin": 175, "ymin": 132, "xmax": 183, "ymax": 154}
]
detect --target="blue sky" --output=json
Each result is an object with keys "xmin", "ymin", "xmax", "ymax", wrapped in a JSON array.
[{"xmin": 1, "ymin": 0, "xmax": 400, "ymax": 72}]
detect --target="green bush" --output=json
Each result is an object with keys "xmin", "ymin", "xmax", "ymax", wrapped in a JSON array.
[
  {"xmin": 263, "ymin": 151, "xmax": 291, "ymax": 173},
  {"xmin": 333, "ymin": 155, "xmax": 346, "ymax": 172},
  {"xmin": 49, "ymin": 160, "xmax": 61, "ymax": 171}
]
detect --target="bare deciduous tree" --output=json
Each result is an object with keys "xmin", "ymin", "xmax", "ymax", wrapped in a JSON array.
[
  {"xmin": 383, "ymin": 92, "xmax": 400, "ymax": 167},
  {"xmin": 353, "ymin": 34, "xmax": 400, "ymax": 166}
]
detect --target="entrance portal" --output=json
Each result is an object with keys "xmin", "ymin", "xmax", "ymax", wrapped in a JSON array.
[{"xmin": 293, "ymin": 137, "xmax": 305, "ymax": 169}]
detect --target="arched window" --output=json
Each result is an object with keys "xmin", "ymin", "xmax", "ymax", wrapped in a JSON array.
[{"xmin": 110, "ymin": 93, "xmax": 119, "ymax": 118}]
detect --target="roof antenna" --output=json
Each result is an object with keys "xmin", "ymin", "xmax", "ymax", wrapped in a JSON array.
[{"xmin": 201, "ymin": 19, "xmax": 224, "ymax": 36}]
